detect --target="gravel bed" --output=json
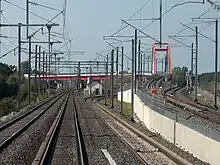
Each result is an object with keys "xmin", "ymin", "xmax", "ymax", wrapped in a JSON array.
[
  {"xmin": 76, "ymin": 97, "xmax": 142, "ymax": 165},
  {"xmin": 0, "ymin": 95, "xmax": 66, "ymax": 165},
  {"xmin": 97, "ymin": 98, "xmax": 210, "ymax": 165},
  {"xmin": 0, "ymin": 95, "xmax": 63, "ymax": 144},
  {"xmin": 50, "ymin": 95, "xmax": 78, "ymax": 165},
  {"xmin": 93, "ymin": 102, "xmax": 177, "ymax": 165}
]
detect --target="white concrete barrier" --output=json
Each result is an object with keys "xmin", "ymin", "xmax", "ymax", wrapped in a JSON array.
[
  {"xmin": 118, "ymin": 89, "xmax": 131, "ymax": 103},
  {"xmin": 117, "ymin": 90, "xmax": 220, "ymax": 165},
  {"xmin": 176, "ymin": 123, "xmax": 220, "ymax": 165}
]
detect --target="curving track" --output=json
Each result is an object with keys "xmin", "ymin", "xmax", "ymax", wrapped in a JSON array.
[
  {"xmin": 163, "ymin": 86, "xmax": 220, "ymax": 124},
  {"xmin": 147, "ymin": 76, "xmax": 162, "ymax": 92},
  {"xmin": 145, "ymin": 76, "xmax": 220, "ymax": 125}
]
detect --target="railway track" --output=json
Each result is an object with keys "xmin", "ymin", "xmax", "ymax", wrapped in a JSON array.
[
  {"xmin": 0, "ymin": 86, "xmax": 212, "ymax": 164},
  {"xmin": 0, "ymin": 93, "xmax": 65, "ymax": 151},
  {"xmin": 146, "ymin": 76, "xmax": 166, "ymax": 102},
  {"xmin": 146, "ymin": 76, "xmax": 220, "ymax": 124},
  {"xmin": 30, "ymin": 92, "xmax": 150, "ymax": 164},
  {"xmin": 0, "ymin": 93, "xmax": 67, "ymax": 164},
  {"xmin": 0, "ymin": 93, "xmax": 63, "ymax": 129},
  {"xmin": 74, "ymin": 96, "xmax": 147, "ymax": 165},
  {"xmin": 31, "ymin": 92, "xmax": 87, "ymax": 165},
  {"xmin": 88, "ymin": 95, "xmax": 195, "ymax": 165},
  {"xmin": 1, "ymin": 90, "xmax": 148, "ymax": 164},
  {"xmin": 175, "ymin": 87, "xmax": 217, "ymax": 110},
  {"xmin": 147, "ymin": 76, "xmax": 162, "ymax": 92},
  {"xmin": 31, "ymin": 94, "xmax": 70, "ymax": 165},
  {"xmin": 163, "ymin": 86, "xmax": 220, "ymax": 124}
]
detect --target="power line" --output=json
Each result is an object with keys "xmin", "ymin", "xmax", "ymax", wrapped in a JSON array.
[
  {"xmin": 198, "ymin": 7, "xmax": 213, "ymax": 18},
  {"xmin": 2, "ymin": 13, "xmax": 16, "ymax": 33},
  {"xmin": 0, "ymin": 10, "xmax": 64, "ymax": 60},
  {"xmin": 29, "ymin": 10, "xmax": 63, "ymax": 38},
  {"xmin": 110, "ymin": 0, "xmax": 152, "ymax": 36},
  {"xmin": 142, "ymin": 0, "xmax": 185, "ymax": 30},
  {"xmin": 29, "ymin": 1, "xmax": 62, "ymax": 12},
  {"xmin": 2, "ymin": 0, "xmax": 55, "ymax": 23},
  {"xmin": 128, "ymin": 0, "xmax": 152, "ymax": 19}
]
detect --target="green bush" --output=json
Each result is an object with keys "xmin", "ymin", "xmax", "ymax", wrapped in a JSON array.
[
  {"xmin": 0, "ymin": 81, "xmax": 17, "ymax": 100},
  {"xmin": 0, "ymin": 97, "xmax": 17, "ymax": 117}
]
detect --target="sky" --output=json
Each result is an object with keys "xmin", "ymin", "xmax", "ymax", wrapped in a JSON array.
[{"xmin": 0, "ymin": 0, "xmax": 220, "ymax": 73}]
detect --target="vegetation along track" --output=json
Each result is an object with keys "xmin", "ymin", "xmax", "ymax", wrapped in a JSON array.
[
  {"xmin": 0, "ymin": 93, "xmax": 64, "ymax": 129},
  {"xmin": 163, "ymin": 86, "xmax": 220, "ymax": 124}
]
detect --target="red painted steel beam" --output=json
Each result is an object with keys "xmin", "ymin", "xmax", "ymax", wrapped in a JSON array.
[
  {"xmin": 155, "ymin": 48, "xmax": 168, "ymax": 51},
  {"xmin": 40, "ymin": 76, "xmax": 111, "ymax": 81}
]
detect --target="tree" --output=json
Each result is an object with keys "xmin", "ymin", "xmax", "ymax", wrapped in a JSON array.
[
  {"xmin": 172, "ymin": 66, "xmax": 188, "ymax": 86},
  {"xmin": 21, "ymin": 60, "xmax": 31, "ymax": 74},
  {"xmin": 7, "ymin": 72, "xmax": 18, "ymax": 85},
  {"xmin": 0, "ymin": 63, "xmax": 16, "ymax": 81},
  {"xmin": 119, "ymin": 71, "xmax": 128, "ymax": 74}
]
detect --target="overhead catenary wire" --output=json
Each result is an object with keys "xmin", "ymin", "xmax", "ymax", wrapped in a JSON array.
[
  {"xmin": 0, "ymin": 10, "xmax": 64, "ymax": 60},
  {"xmin": 197, "ymin": 7, "xmax": 213, "ymax": 18},
  {"xmin": 173, "ymin": 7, "xmax": 214, "ymax": 36},
  {"xmin": 111, "ymin": 0, "xmax": 185, "ymax": 37},
  {"xmin": 2, "ymin": 0, "xmax": 55, "ymax": 23},
  {"xmin": 110, "ymin": 0, "xmax": 152, "ymax": 36},
  {"xmin": 128, "ymin": 0, "xmax": 152, "ymax": 19},
  {"xmin": 1, "ymin": 13, "xmax": 19, "ymax": 47},
  {"xmin": 142, "ymin": 0, "xmax": 185, "ymax": 31},
  {"xmin": 29, "ymin": 1, "xmax": 62, "ymax": 12},
  {"xmin": 107, "ymin": 0, "xmax": 188, "ymax": 55},
  {"xmin": 108, "ymin": 0, "xmax": 210, "ymax": 56},
  {"xmin": 106, "ymin": 42, "xmax": 132, "ymax": 61},
  {"xmin": 2, "ymin": 9, "xmax": 63, "ymax": 45},
  {"xmin": 0, "ymin": 9, "xmax": 70, "ymax": 76},
  {"xmin": 168, "ymin": 4, "xmax": 215, "ymax": 47},
  {"xmin": 0, "ymin": 1, "xmax": 66, "ymax": 59}
]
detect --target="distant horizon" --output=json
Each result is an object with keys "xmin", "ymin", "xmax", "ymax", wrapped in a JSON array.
[{"xmin": 0, "ymin": 1, "xmax": 219, "ymax": 74}]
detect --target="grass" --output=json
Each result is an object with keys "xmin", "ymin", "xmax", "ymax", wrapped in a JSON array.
[
  {"xmin": 100, "ymin": 98, "xmax": 131, "ymax": 119},
  {"xmin": 0, "ymin": 93, "xmax": 49, "ymax": 118}
]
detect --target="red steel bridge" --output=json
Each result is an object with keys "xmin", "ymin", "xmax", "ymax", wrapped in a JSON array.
[{"xmin": 24, "ymin": 73, "xmax": 152, "ymax": 81}]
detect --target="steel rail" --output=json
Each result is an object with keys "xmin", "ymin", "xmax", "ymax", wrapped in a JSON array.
[
  {"xmin": 86, "ymin": 96, "xmax": 191, "ymax": 165},
  {"xmin": 0, "ymin": 93, "xmax": 64, "ymax": 131},
  {"xmin": 163, "ymin": 87, "xmax": 220, "ymax": 124},
  {"xmin": 73, "ymin": 94, "xmax": 87, "ymax": 165},
  {"xmin": 87, "ymin": 96, "xmax": 149, "ymax": 165},
  {"xmin": 31, "ymin": 94, "xmax": 69, "ymax": 165},
  {"xmin": 0, "ymin": 93, "xmax": 66, "ymax": 151}
]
